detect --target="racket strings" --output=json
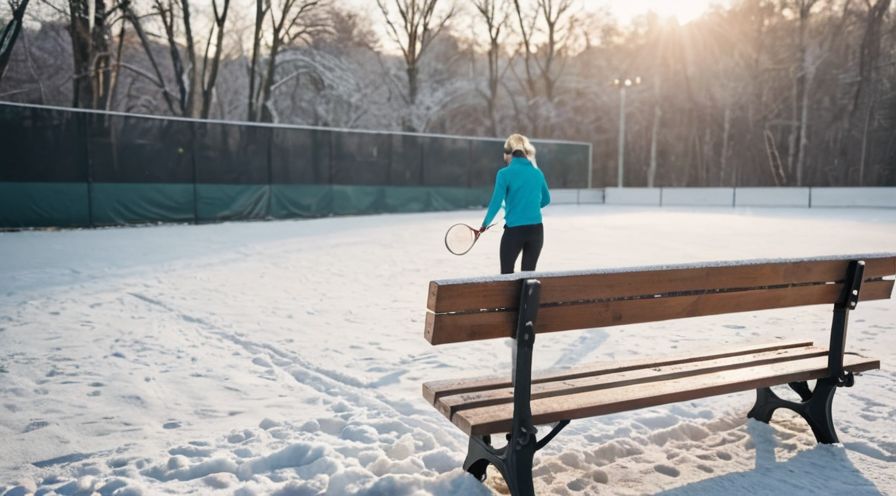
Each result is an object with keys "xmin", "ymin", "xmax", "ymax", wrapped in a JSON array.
[{"xmin": 445, "ymin": 224, "xmax": 477, "ymax": 255}]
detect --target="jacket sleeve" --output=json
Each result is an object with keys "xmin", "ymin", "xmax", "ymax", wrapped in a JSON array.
[
  {"xmin": 482, "ymin": 170, "xmax": 507, "ymax": 227},
  {"xmin": 540, "ymin": 173, "xmax": 551, "ymax": 208}
]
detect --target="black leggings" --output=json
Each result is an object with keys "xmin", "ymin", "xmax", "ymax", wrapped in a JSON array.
[{"xmin": 500, "ymin": 223, "xmax": 544, "ymax": 274}]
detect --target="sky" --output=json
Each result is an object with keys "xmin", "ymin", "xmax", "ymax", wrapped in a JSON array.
[
  {"xmin": 354, "ymin": 1, "xmax": 727, "ymax": 27},
  {"xmin": 349, "ymin": 0, "xmax": 728, "ymax": 55},
  {"xmin": 592, "ymin": 0, "xmax": 724, "ymax": 24}
]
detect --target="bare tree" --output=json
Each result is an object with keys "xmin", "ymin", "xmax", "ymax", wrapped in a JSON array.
[
  {"xmin": 510, "ymin": 0, "xmax": 538, "ymax": 133},
  {"xmin": 65, "ymin": 0, "xmax": 114, "ymax": 109},
  {"xmin": 0, "ymin": 0, "xmax": 30, "ymax": 83},
  {"xmin": 509, "ymin": 0, "xmax": 574, "ymax": 135},
  {"xmin": 248, "ymin": 0, "xmax": 326, "ymax": 122},
  {"xmin": 274, "ymin": 8, "xmax": 381, "ymax": 127},
  {"xmin": 794, "ymin": 0, "xmax": 853, "ymax": 186},
  {"xmin": 843, "ymin": 0, "xmax": 891, "ymax": 185},
  {"xmin": 120, "ymin": 0, "xmax": 178, "ymax": 114},
  {"xmin": 536, "ymin": 0, "xmax": 573, "ymax": 104},
  {"xmin": 0, "ymin": 10, "xmax": 52, "ymax": 104},
  {"xmin": 376, "ymin": 0, "xmax": 456, "ymax": 130},
  {"xmin": 743, "ymin": 0, "xmax": 775, "ymax": 186},
  {"xmin": 120, "ymin": 0, "xmax": 230, "ymax": 117},
  {"xmin": 472, "ymin": 0, "xmax": 509, "ymax": 136},
  {"xmin": 153, "ymin": 0, "xmax": 231, "ymax": 118},
  {"xmin": 785, "ymin": 0, "xmax": 819, "ymax": 186}
]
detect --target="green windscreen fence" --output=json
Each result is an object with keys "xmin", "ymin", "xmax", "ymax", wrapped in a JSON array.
[{"xmin": 0, "ymin": 103, "xmax": 591, "ymax": 228}]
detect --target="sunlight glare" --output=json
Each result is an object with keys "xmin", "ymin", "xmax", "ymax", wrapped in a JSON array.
[{"xmin": 590, "ymin": 0, "xmax": 718, "ymax": 25}]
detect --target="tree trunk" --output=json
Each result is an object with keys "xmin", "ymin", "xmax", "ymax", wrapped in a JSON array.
[
  {"xmin": 765, "ymin": 128, "xmax": 786, "ymax": 186},
  {"xmin": 248, "ymin": 0, "xmax": 264, "ymax": 121},
  {"xmin": 720, "ymin": 106, "xmax": 731, "ymax": 186},
  {"xmin": 200, "ymin": 0, "xmax": 230, "ymax": 119},
  {"xmin": 795, "ymin": 59, "xmax": 814, "ymax": 186},
  {"xmin": 487, "ymin": 36, "xmax": 499, "ymax": 137},
  {"xmin": 106, "ymin": 19, "xmax": 126, "ymax": 110},
  {"xmin": 786, "ymin": 70, "xmax": 798, "ymax": 182},
  {"xmin": 68, "ymin": 0, "xmax": 94, "ymax": 108},
  {"xmin": 91, "ymin": 0, "xmax": 111, "ymax": 110},
  {"xmin": 180, "ymin": 0, "xmax": 201, "ymax": 118},
  {"xmin": 787, "ymin": 1, "xmax": 815, "ymax": 186},
  {"xmin": 647, "ymin": 76, "xmax": 662, "ymax": 188},
  {"xmin": 648, "ymin": 105, "xmax": 661, "ymax": 188},
  {"xmin": 259, "ymin": 37, "xmax": 281, "ymax": 123},
  {"xmin": 741, "ymin": 0, "xmax": 769, "ymax": 187},
  {"xmin": 858, "ymin": 88, "xmax": 878, "ymax": 185},
  {"xmin": 702, "ymin": 126, "xmax": 712, "ymax": 186},
  {"xmin": 158, "ymin": 0, "xmax": 188, "ymax": 114},
  {"xmin": 406, "ymin": 63, "xmax": 418, "ymax": 105}
]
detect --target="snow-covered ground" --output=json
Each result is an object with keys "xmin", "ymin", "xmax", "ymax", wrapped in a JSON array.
[{"xmin": 1, "ymin": 205, "xmax": 895, "ymax": 496}]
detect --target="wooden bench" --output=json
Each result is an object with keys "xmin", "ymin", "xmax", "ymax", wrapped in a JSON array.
[{"xmin": 422, "ymin": 254, "xmax": 896, "ymax": 496}]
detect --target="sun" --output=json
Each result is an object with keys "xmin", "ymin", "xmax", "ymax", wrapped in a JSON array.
[
  {"xmin": 646, "ymin": 0, "xmax": 715, "ymax": 23},
  {"xmin": 593, "ymin": 0, "xmax": 718, "ymax": 25}
]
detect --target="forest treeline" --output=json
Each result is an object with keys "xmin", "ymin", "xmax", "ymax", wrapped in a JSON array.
[{"xmin": 1, "ymin": 0, "xmax": 894, "ymax": 187}]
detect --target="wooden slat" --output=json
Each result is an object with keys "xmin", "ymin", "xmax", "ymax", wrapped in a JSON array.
[
  {"xmin": 453, "ymin": 353, "xmax": 880, "ymax": 436},
  {"xmin": 428, "ymin": 255, "xmax": 896, "ymax": 314},
  {"xmin": 426, "ymin": 279, "xmax": 894, "ymax": 345},
  {"xmin": 422, "ymin": 340, "xmax": 814, "ymax": 404},
  {"xmin": 434, "ymin": 346, "xmax": 829, "ymax": 419}
]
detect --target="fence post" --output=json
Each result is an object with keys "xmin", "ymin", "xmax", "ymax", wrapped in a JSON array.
[
  {"xmin": 81, "ymin": 111, "xmax": 94, "ymax": 228},
  {"xmin": 468, "ymin": 140, "xmax": 473, "ymax": 188},
  {"xmin": 587, "ymin": 142, "xmax": 593, "ymax": 189},
  {"xmin": 266, "ymin": 126, "xmax": 274, "ymax": 219},
  {"xmin": 419, "ymin": 136, "xmax": 425, "ymax": 187},
  {"xmin": 190, "ymin": 120, "xmax": 199, "ymax": 224}
]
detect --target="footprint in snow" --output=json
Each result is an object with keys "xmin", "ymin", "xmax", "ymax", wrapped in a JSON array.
[
  {"xmin": 551, "ymin": 330, "xmax": 608, "ymax": 368},
  {"xmin": 654, "ymin": 464, "xmax": 680, "ymax": 477},
  {"xmin": 23, "ymin": 420, "xmax": 50, "ymax": 433},
  {"xmin": 252, "ymin": 356, "xmax": 273, "ymax": 368}
]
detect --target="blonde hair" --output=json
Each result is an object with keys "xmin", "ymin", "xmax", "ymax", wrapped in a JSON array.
[{"xmin": 503, "ymin": 133, "xmax": 536, "ymax": 158}]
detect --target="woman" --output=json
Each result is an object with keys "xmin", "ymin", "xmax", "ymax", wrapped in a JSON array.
[{"xmin": 480, "ymin": 134, "xmax": 551, "ymax": 274}]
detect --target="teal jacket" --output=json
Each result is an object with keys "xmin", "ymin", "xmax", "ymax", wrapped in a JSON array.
[{"xmin": 482, "ymin": 157, "xmax": 551, "ymax": 228}]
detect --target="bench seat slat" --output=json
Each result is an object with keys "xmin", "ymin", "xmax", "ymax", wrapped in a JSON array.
[
  {"xmin": 422, "ymin": 340, "xmax": 814, "ymax": 404},
  {"xmin": 434, "ymin": 345, "xmax": 830, "ymax": 420},
  {"xmin": 426, "ymin": 279, "xmax": 895, "ymax": 345},
  {"xmin": 428, "ymin": 255, "xmax": 896, "ymax": 314},
  {"xmin": 452, "ymin": 353, "xmax": 879, "ymax": 436}
]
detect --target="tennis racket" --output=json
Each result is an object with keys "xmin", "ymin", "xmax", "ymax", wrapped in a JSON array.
[{"xmin": 445, "ymin": 223, "xmax": 494, "ymax": 256}]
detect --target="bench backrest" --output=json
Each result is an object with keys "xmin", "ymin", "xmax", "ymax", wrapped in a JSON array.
[{"xmin": 425, "ymin": 254, "xmax": 896, "ymax": 345}]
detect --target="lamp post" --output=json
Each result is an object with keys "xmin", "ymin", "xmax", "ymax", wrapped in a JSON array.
[{"xmin": 613, "ymin": 77, "xmax": 640, "ymax": 188}]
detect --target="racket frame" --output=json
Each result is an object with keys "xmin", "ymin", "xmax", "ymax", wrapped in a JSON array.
[{"xmin": 444, "ymin": 222, "xmax": 495, "ymax": 256}]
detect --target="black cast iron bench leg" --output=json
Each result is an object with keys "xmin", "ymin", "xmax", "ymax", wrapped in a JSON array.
[
  {"xmin": 749, "ymin": 260, "xmax": 865, "ymax": 444},
  {"xmin": 463, "ymin": 420, "xmax": 571, "ymax": 496},
  {"xmin": 748, "ymin": 376, "xmax": 853, "ymax": 444}
]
